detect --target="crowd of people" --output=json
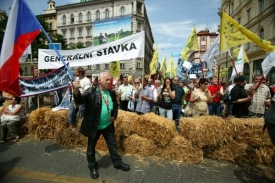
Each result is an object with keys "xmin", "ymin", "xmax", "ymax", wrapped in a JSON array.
[{"xmin": 1, "ymin": 66, "xmax": 275, "ymax": 179}]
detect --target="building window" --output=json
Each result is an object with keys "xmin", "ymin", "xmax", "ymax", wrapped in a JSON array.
[
  {"xmin": 62, "ymin": 15, "xmax": 66, "ymax": 25},
  {"xmin": 105, "ymin": 9, "xmax": 110, "ymax": 19},
  {"xmin": 259, "ymin": 0, "xmax": 264, "ymax": 13},
  {"xmin": 96, "ymin": 10, "xmax": 100, "ymax": 20},
  {"xmin": 136, "ymin": 61, "xmax": 141, "ymax": 68},
  {"xmin": 120, "ymin": 61, "xmax": 125, "ymax": 69},
  {"xmin": 201, "ymin": 45, "xmax": 206, "ymax": 50},
  {"xmin": 105, "ymin": 64, "xmax": 109, "ymax": 69},
  {"xmin": 201, "ymin": 36, "xmax": 206, "ymax": 41},
  {"xmin": 70, "ymin": 30, "xmax": 74, "ymax": 38},
  {"xmin": 120, "ymin": 6, "xmax": 126, "ymax": 16},
  {"xmin": 87, "ymin": 28, "xmax": 91, "ymax": 37},
  {"xmin": 79, "ymin": 13, "xmax": 83, "ymax": 22},
  {"xmin": 210, "ymin": 37, "xmax": 215, "ymax": 42},
  {"xmin": 230, "ymin": 2, "xmax": 234, "ymax": 14},
  {"xmin": 247, "ymin": 8, "xmax": 251, "ymax": 22},
  {"xmin": 78, "ymin": 29, "xmax": 83, "ymax": 37},
  {"xmin": 87, "ymin": 65, "xmax": 91, "ymax": 69},
  {"xmin": 70, "ymin": 14, "xmax": 74, "ymax": 24},
  {"xmin": 49, "ymin": 22, "xmax": 53, "ymax": 29},
  {"xmin": 96, "ymin": 64, "xmax": 100, "ymax": 69},
  {"xmin": 87, "ymin": 11, "xmax": 91, "ymax": 21},
  {"xmin": 62, "ymin": 30, "xmax": 66, "ymax": 38},
  {"xmin": 259, "ymin": 28, "xmax": 264, "ymax": 39},
  {"xmin": 237, "ymin": 17, "xmax": 241, "ymax": 24}
]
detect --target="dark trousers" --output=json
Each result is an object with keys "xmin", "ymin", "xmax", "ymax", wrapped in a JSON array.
[
  {"xmin": 120, "ymin": 100, "xmax": 129, "ymax": 111},
  {"xmin": 87, "ymin": 124, "xmax": 122, "ymax": 170}
]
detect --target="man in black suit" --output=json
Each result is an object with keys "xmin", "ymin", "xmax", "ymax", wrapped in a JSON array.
[{"xmin": 72, "ymin": 72, "xmax": 130, "ymax": 179}]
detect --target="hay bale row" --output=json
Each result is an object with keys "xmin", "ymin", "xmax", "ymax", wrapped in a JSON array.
[{"xmin": 24, "ymin": 108, "xmax": 275, "ymax": 165}]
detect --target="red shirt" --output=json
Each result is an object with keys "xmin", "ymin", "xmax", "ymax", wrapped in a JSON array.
[{"xmin": 208, "ymin": 84, "xmax": 222, "ymax": 103}]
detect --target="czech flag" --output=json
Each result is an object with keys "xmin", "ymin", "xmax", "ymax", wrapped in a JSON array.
[{"xmin": 0, "ymin": 0, "xmax": 41, "ymax": 96}]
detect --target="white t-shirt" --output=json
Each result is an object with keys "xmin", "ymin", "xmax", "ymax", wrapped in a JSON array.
[{"xmin": 76, "ymin": 76, "xmax": 91, "ymax": 94}]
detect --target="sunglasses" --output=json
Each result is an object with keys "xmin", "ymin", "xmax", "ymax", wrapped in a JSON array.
[
  {"xmin": 135, "ymin": 82, "xmax": 140, "ymax": 84},
  {"xmin": 174, "ymin": 80, "xmax": 178, "ymax": 81}
]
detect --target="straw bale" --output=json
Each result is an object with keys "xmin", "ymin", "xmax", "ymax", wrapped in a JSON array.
[
  {"xmin": 227, "ymin": 117, "xmax": 273, "ymax": 147},
  {"xmin": 134, "ymin": 113, "xmax": 176, "ymax": 147},
  {"xmin": 18, "ymin": 122, "xmax": 29, "ymax": 134},
  {"xmin": 44, "ymin": 110, "xmax": 68, "ymax": 130},
  {"xmin": 254, "ymin": 146, "xmax": 275, "ymax": 165},
  {"xmin": 54, "ymin": 128, "xmax": 87, "ymax": 148},
  {"xmin": 204, "ymin": 141, "xmax": 250, "ymax": 163},
  {"xmin": 26, "ymin": 107, "xmax": 51, "ymax": 134},
  {"xmin": 179, "ymin": 116, "xmax": 232, "ymax": 148},
  {"xmin": 159, "ymin": 135, "xmax": 203, "ymax": 163},
  {"xmin": 114, "ymin": 110, "xmax": 139, "ymax": 137},
  {"xmin": 123, "ymin": 134, "xmax": 159, "ymax": 157},
  {"xmin": 35, "ymin": 125, "xmax": 56, "ymax": 140}
]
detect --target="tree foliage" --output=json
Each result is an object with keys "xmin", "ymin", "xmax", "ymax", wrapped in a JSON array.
[{"xmin": 0, "ymin": 15, "xmax": 68, "ymax": 58}]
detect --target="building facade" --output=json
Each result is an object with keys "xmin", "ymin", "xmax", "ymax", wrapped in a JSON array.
[
  {"xmin": 37, "ymin": 0, "xmax": 57, "ymax": 34},
  {"xmin": 220, "ymin": 0, "xmax": 275, "ymax": 83},
  {"xmin": 189, "ymin": 29, "xmax": 219, "ymax": 73},
  {"xmin": 21, "ymin": 0, "xmax": 154, "ymax": 80}
]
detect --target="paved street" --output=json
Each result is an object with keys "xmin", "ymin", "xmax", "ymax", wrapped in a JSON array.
[{"xmin": 0, "ymin": 135, "xmax": 275, "ymax": 183}]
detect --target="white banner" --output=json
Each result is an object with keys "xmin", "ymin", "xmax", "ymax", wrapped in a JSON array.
[
  {"xmin": 38, "ymin": 31, "xmax": 145, "ymax": 69},
  {"xmin": 230, "ymin": 45, "xmax": 244, "ymax": 81},
  {"xmin": 262, "ymin": 51, "xmax": 275, "ymax": 78}
]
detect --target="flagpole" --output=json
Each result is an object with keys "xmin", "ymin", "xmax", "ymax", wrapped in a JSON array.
[
  {"xmin": 228, "ymin": 50, "xmax": 239, "ymax": 77},
  {"xmin": 39, "ymin": 28, "xmax": 75, "ymax": 80},
  {"xmin": 198, "ymin": 50, "xmax": 204, "ymax": 78}
]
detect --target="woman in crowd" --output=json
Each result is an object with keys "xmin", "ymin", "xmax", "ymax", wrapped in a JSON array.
[
  {"xmin": 189, "ymin": 78, "xmax": 212, "ymax": 117},
  {"xmin": 0, "ymin": 96, "xmax": 24, "ymax": 143},
  {"xmin": 157, "ymin": 78, "xmax": 175, "ymax": 120}
]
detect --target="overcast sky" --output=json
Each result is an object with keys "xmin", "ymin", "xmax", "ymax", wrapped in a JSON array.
[{"xmin": 0, "ymin": 0, "xmax": 221, "ymax": 64}]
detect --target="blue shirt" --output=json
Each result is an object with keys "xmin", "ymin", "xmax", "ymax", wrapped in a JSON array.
[{"xmin": 135, "ymin": 86, "xmax": 153, "ymax": 113}]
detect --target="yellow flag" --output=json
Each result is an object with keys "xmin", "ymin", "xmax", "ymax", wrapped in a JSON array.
[
  {"xmin": 216, "ymin": 68, "xmax": 229, "ymax": 78},
  {"xmin": 109, "ymin": 34, "xmax": 120, "ymax": 78},
  {"xmin": 220, "ymin": 11, "xmax": 275, "ymax": 51},
  {"xmin": 167, "ymin": 57, "xmax": 176, "ymax": 78},
  {"xmin": 149, "ymin": 44, "xmax": 159, "ymax": 75},
  {"xmin": 181, "ymin": 26, "xmax": 199, "ymax": 61},
  {"xmin": 160, "ymin": 56, "xmax": 167, "ymax": 80},
  {"xmin": 233, "ymin": 47, "xmax": 249, "ymax": 63}
]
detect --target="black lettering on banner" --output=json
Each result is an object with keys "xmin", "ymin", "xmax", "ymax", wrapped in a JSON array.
[
  {"xmin": 113, "ymin": 45, "xmax": 120, "ymax": 53},
  {"xmin": 121, "ymin": 44, "xmax": 129, "ymax": 52},
  {"xmin": 102, "ymin": 48, "xmax": 107, "ymax": 55},
  {"xmin": 129, "ymin": 43, "xmax": 137, "ymax": 50},
  {"xmin": 50, "ymin": 56, "xmax": 55, "ymax": 62},
  {"xmin": 79, "ymin": 54, "xmax": 84, "ymax": 59},
  {"xmin": 45, "ymin": 56, "xmax": 49, "ymax": 62},
  {"xmin": 73, "ymin": 54, "xmax": 78, "ymax": 60},
  {"xmin": 67, "ymin": 55, "xmax": 73, "ymax": 60},
  {"xmin": 97, "ymin": 51, "xmax": 102, "ymax": 56},
  {"xmin": 108, "ymin": 47, "xmax": 114, "ymax": 54}
]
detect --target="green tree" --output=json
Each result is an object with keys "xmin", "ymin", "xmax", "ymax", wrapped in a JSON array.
[{"xmin": 32, "ymin": 17, "xmax": 68, "ymax": 58}]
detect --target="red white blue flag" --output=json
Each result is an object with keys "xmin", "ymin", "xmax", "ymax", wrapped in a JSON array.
[{"xmin": 0, "ymin": 0, "xmax": 41, "ymax": 96}]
